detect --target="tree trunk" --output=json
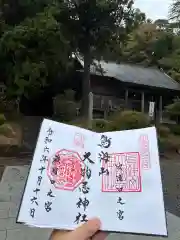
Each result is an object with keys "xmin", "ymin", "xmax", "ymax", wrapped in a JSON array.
[{"xmin": 81, "ymin": 49, "xmax": 91, "ymax": 119}]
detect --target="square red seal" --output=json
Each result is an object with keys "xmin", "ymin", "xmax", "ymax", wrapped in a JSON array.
[
  {"xmin": 102, "ymin": 152, "xmax": 142, "ymax": 192},
  {"xmin": 139, "ymin": 135, "xmax": 151, "ymax": 170}
]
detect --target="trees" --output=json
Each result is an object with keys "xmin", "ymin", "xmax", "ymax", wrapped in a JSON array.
[
  {"xmin": 0, "ymin": 0, "xmax": 145, "ymax": 119},
  {"xmin": 0, "ymin": 6, "xmax": 70, "ymax": 99},
  {"xmin": 57, "ymin": 0, "xmax": 137, "ymax": 118},
  {"xmin": 95, "ymin": 7, "xmax": 147, "ymax": 62},
  {"xmin": 118, "ymin": 19, "xmax": 180, "ymax": 83},
  {"xmin": 119, "ymin": 16, "xmax": 180, "ymax": 84},
  {"xmin": 158, "ymin": 34, "xmax": 180, "ymax": 82},
  {"xmin": 1, "ymin": 0, "xmax": 176, "ymax": 119},
  {"xmin": 0, "ymin": 0, "xmax": 150, "ymax": 119},
  {"xmin": 165, "ymin": 99, "xmax": 180, "ymax": 125},
  {"xmin": 121, "ymin": 23, "xmax": 173, "ymax": 65},
  {"xmin": 168, "ymin": 0, "xmax": 180, "ymax": 34},
  {"xmin": 169, "ymin": 0, "xmax": 180, "ymax": 21},
  {"xmin": 0, "ymin": 0, "xmax": 50, "ymax": 26},
  {"xmin": 0, "ymin": 0, "xmax": 72, "ymax": 103}
]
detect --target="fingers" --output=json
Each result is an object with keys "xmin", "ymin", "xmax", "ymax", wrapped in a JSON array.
[
  {"xmin": 50, "ymin": 218, "xmax": 103, "ymax": 240},
  {"xmin": 69, "ymin": 218, "xmax": 101, "ymax": 239}
]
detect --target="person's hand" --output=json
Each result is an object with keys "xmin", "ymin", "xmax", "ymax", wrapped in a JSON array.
[{"xmin": 50, "ymin": 218, "xmax": 107, "ymax": 240}]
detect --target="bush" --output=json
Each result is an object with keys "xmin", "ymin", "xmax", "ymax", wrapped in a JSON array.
[
  {"xmin": 69, "ymin": 119, "xmax": 89, "ymax": 129},
  {"xmin": 0, "ymin": 123, "xmax": 15, "ymax": 137},
  {"xmin": 157, "ymin": 125, "xmax": 171, "ymax": 138},
  {"xmin": 92, "ymin": 119, "xmax": 111, "ymax": 132},
  {"xmin": 158, "ymin": 137, "xmax": 169, "ymax": 153},
  {"xmin": 65, "ymin": 89, "xmax": 75, "ymax": 101},
  {"xmin": 169, "ymin": 125, "xmax": 180, "ymax": 136},
  {"xmin": 109, "ymin": 110, "xmax": 150, "ymax": 131},
  {"xmin": 165, "ymin": 99, "xmax": 180, "ymax": 124},
  {"xmin": 0, "ymin": 114, "xmax": 6, "ymax": 125},
  {"xmin": 53, "ymin": 92, "xmax": 80, "ymax": 122},
  {"xmin": 165, "ymin": 99, "xmax": 180, "ymax": 116},
  {"xmin": 158, "ymin": 135, "xmax": 180, "ymax": 153},
  {"xmin": 69, "ymin": 119, "xmax": 113, "ymax": 132}
]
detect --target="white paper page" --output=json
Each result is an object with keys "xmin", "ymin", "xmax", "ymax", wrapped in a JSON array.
[
  {"xmin": 17, "ymin": 120, "xmax": 167, "ymax": 236},
  {"xmin": 17, "ymin": 119, "xmax": 97, "ymax": 229},
  {"xmin": 92, "ymin": 127, "xmax": 167, "ymax": 236}
]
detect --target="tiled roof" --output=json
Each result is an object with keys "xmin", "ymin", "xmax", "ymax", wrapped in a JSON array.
[{"xmin": 77, "ymin": 57, "xmax": 180, "ymax": 91}]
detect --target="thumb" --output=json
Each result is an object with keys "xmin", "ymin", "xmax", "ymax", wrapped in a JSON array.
[{"xmin": 70, "ymin": 218, "xmax": 101, "ymax": 239}]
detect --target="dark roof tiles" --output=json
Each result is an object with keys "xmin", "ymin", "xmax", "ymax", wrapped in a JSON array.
[
  {"xmin": 90, "ymin": 61, "xmax": 180, "ymax": 91},
  {"xmin": 77, "ymin": 56, "xmax": 180, "ymax": 91}
]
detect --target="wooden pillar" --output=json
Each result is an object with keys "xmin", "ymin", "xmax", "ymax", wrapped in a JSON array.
[
  {"xmin": 88, "ymin": 92, "xmax": 93, "ymax": 129},
  {"xmin": 125, "ymin": 89, "xmax": 128, "ymax": 108},
  {"xmin": 141, "ymin": 92, "xmax": 145, "ymax": 113},
  {"xmin": 159, "ymin": 95, "xmax": 163, "ymax": 123}
]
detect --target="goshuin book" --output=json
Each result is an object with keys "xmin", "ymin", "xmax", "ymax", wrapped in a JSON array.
[{"xmin": 17, "ymin": 119, "xmax": 167, "ymax": 236}]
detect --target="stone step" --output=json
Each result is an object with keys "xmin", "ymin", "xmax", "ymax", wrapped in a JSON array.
[
  {"xmin": 1, "ymin": 166, "xmax": 29, "ymax": 184},
  {"xmin": 0, "ymin": 217, "xmax": 29, "ymax": 231},
  {"xmin": 0, "ymin": 183, "xmax": 11, "ymax": 202},
  {"xmin": 0, "ymin": 181, "xmax": 26, "ymax": 202},
  {"xmin": 0, "ymin": 198, "xmax": 23, "ymax": 219},
  {"xmin": 6, "ymin": 227, "xmax": 52, "ymax": 240},
  {"xmin": 0, "ymin": 230, "xmax": 6, "ymax": 240}
]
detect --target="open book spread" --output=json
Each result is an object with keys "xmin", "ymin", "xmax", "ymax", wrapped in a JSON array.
[{"xmin": 17, "ymin": 119, "xmax": 167, "ymax": 236}]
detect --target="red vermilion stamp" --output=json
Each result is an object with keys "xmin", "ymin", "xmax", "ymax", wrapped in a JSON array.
[
  {"xmin": 102, "ymin": 152, "xmax": 141, "ymax": 192},
  {"xmin": 139, "ymin": 135, "xmax": 151, "ymax": 170},
  {"xmin": 74, "ymin": 133, "xmax": 85, "ymax": 148},
  {"xmin": 47, "ymin": 149, "xmax": 85, "ymax": 191}
]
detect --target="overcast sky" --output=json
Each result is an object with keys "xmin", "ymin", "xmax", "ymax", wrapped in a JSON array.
[{"xmin": 134, "ymin": 0, "xmax": 172, "ymax": 20}]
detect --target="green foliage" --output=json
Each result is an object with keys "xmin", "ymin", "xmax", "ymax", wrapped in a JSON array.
[
  {"xmin": 59, "ymin": 0, "xmax": 135, "ymax": 55},
  {"xmin": 92, "ymin": 119, "xmax": 111, "ymax": 132},
  {"xmin": 169, "ymin": 125, "xmax": 180, "ymax": 135},
  {"xmin": 158, "ymin": 135, "xmax": 180, "ymax": 153},
  {"xmin": 158, "ymin": 137, "xmax": 171, "ymax": 153},
  {"xmin": 156, "ymin": 123, "xmax": 180, "ymax": 153},
  {"xmin": 58, "ymin": 0, "xmax": 143, "ymax": 117},
  {"xmin": 0, "ymin": 123, "xmax": 15, "ymax": 137},
  {"xmin": 157, "ymin": 125, "xmax": 171, "ymax": 138},
  {"xmin": 69, "ymin": 118, "xmax": 117, "ymax": 132},
  {"xmin": 109, "ymin": 110, "xmax": 150, "ymax": 131},
  {"xmin": 1, "ymin": 0, "xmax": 180, "ymax": 120},
  {"xmin": 0, "ymin": 7, "xmax": 70, "ymax": 99},
  {"xmin": 67, "ymin": 111, "xmax": 180, "ymax": 155},
  {"xmin": 0, "ymin": 114, "xmax": 6, "ymax": 125},
  {"xmin": 0, "ymin": 0, "xmax": 51, "ymax": 26},
  {"xmin": 65, "ymin": 89, "xmax": 76, "ymax": 101},
  {"xmin": 165, "ymin": 99, "xmax": 180, "ymax": 116},
  {"xmin": 53, "ymin": 90, "xmax": 80, "ymax": 122},
  {"xmin": 121, "ymin": 23, "xmax": 174, "ymax": 66},
  {"xmin": 169, "ymin": 0, "xmax": 180, "ymax": 21},
  {"xmin": 69, "ymin": 119, "xmax": 89, "ymax": 129},
  {"xmin": 69, "ymin": 109, "xmax": 153, "ymax": 136},
  {"xmin": 119, "ymin": 20, "xmax": 180, "ymax": 83},
  {"xmin": 0, "ymin": 0, "xmax": 151, "ymax": 110}
]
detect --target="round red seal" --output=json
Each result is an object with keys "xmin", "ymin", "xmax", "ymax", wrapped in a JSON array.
[{"xmin": 47, "ymin": 149, "xmax": 85, "ymax": 191}]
